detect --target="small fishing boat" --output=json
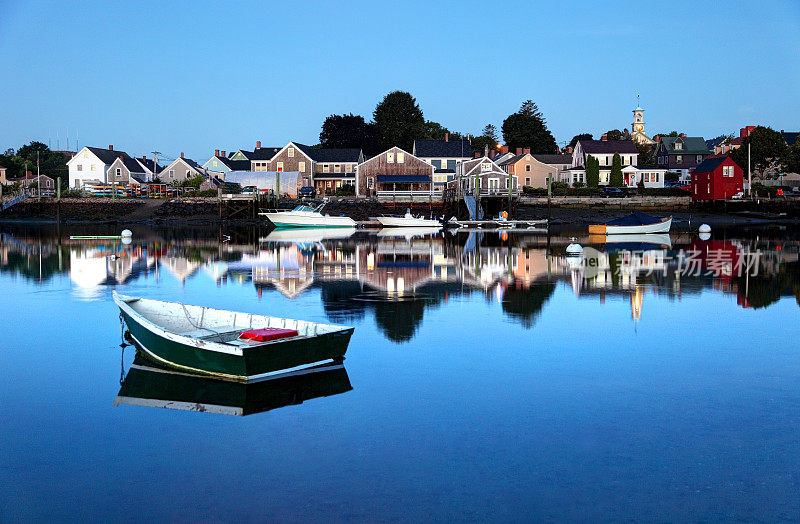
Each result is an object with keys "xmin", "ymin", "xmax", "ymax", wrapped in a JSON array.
[
  {"xmin": 114, "ymin": 292, "xmax": 354, "ymax": 382},
  {"xmin": 115, "ymin": 353, "xmax": 352, "ymax": 416},
  {"xmin": 261, "ymin": 203, "xmax": 356, "ymax": 229},
  {"xmin": 374, "ymin": 209, "xmax": 442, "ymax": 228},
  {"xmin": 588, "ymin": 211, "xmax": 672, "ymax": 235}
]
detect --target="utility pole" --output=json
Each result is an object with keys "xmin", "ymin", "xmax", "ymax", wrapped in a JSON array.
[
  {"xmin": 747, "ymin": 142, "xmax": 752, "ymax": 199},
  {"xmin": 37, "ymin": 151, "xmax": 41, "ymax": 198},
  {"xmin": 151, "ymin": 151, "xmax": 161, "ymax": 181}
]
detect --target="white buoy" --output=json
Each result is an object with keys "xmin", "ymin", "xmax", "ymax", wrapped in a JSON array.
[
  {"xmin": 121, "ymin": 236, "xmax": 132, "ymax": 245},
  {"xmin": 698, "ymin": 224, "xmax": 711, "ymax": 234},
  {"xmin": 121, "ymin": 229, "xmax": 132, "ymax": 237},
  {"xmin": 566, "ymin": 237, "xmax": 583, "ymax": 257}
]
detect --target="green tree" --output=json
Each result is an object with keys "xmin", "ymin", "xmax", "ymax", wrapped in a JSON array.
[
  {"xmin": 373, "ymin": 91, "xmax": 426, "ymax": 152},
  {"xmin": 482, "ymin": 124, "xmax": 498, "ymax": 142},
  {"xmin": 605, "ymin": 129, "xmax": 624, "ymax": 141},
  {"xmin": 729, "ymin": 126, "xmax": 788, "ymax": 179},
  {"xmin": 501, "ymin": 100, "xmax": 558, "ymax": 154},
  {"xmin": 422, "ymin": 121, "xmax": 464, "ymax": 141},
  {"xmin": 569, "ymin": 133, "xmax": 593, "ymax": 149},
  {"xmin": 783, "ymin": 142, "xmax": 800, "ymax": 175},
  {"xmin": 635, "ymin": 141, "xmax": 655, "ymax": 167},
  {"xmin": 319, "ymin": 113, "xmax": 377, "ymax": 153},
  {"xmin": 585, "ymin": 155, "xmax": 599, "ymax": 188},
  {"xmin": 610, "ymin": 152, "xmax": 624, "ymax": 187}
]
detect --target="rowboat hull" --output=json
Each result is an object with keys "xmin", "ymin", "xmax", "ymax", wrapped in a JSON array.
[
  {"xmin": 588, "ymin": 217, "xmax": 672, "ymax": 235},
  {"xmin": 115, "ymin": 354, "xmax": 352, "ymax": 416},
  {"xmin": 262, "ymin": 211, "xmax": 356, "ymax": 228},
  {"xmin": 115, "ymin": 293, "xmax": 354, "ymax": 382},
  {"xmin": 376, "ymin": 216, "xmax": 442, "ymax": 227}
]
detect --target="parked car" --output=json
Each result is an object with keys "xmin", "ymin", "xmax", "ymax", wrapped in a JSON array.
[
  {"xmin": 241, "ymin": 185, "xmax": 259, "ymax": 194},
  {"xmin": 299, "ymin": 186, "xmax": 316, "ymax": 198},
  {"xmin": 602, "ymin": 186, "xmax": 629, "ymax": 197}
]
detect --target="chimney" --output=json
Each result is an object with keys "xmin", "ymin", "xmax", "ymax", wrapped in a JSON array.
[
  {"xmin": 221, "ymin": 150, "xmax": 226, "ymax": 158},
  {"xmin": 501, "ymin": 145, "xmax": 508, "ymax": 154},
  {"xmin": 523, "ymin": 148, "xmax": 530, "ymax": 155},
  {"xmin": 215, "ymin": 149, "xmax": 220, "ymax": 157},
  {"xmin": 781, "ymin": 130, "xmax": 785, "ymax": 134},
  {"xmin": 256, "ymin": 140, "xmax": 261, "ymax": 149},
  {"xmin": 516, "ymin": 147, "xmax": 522, "ymax": 155},
  {"xmin": 474, "ymin": 151, "xmax": 480, "ymax": 158},
  {"xmin": 489, "ymin": 150, "xmax": 496, "ymax": 159},
  {"xmin": 445, "ymin": 133, "xmax": 449, "ymax": 142},
  {"xmin": 108, "ymin": 145, "xmax": 113, "ymax": 151},
  {"xmin": 601, "ymin": 134, "xmax": 608, "ymax": 141},
  {"xmin": 180, "ymin": 152, "xmax": 184, "ymax": 158},
  {"xmin": 680, "ymin": 133, "xmax": 686, "ymax": 138}
]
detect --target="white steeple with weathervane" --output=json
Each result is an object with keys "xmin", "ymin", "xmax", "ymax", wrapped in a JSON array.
[{"xmin": 631, "ymin": 95, "xmax": 654, "ymax": 146}]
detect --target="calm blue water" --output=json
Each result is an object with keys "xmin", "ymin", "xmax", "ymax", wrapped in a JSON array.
[{"xmin": 1, "ymin": 224, "xmax": 799, "ymax": 521}]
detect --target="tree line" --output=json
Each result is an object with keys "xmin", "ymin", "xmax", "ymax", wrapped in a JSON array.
[
  {"xmin": 1, "ymin": 142, "xmax": 69, "ymax": 189},
  {"xmin": 317, "ymin": 91, "xmax": 559, "ymax": 156}
]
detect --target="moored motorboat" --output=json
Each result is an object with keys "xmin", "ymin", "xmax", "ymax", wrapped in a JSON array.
[
  {"xmin": 588, "ymin": 211, "xmax": 672, "ymax": 235},
  {"xmin": 374, "ymin": 210, "xmax": 442, "ymax": 228},
  {"xmin": 115, "ymin": 353, "xmax": 352, "ymax": 416},
  {"xmin": 114, "ymin": 292, "xmax": 354, "ymax": 382},
  {"xmin": 261, "ymin": 203, "xmax": 356, "ymax": 229}
]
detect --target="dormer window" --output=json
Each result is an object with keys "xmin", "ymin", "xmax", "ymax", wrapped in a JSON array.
[{"xmin": 674, "ymin": 141, "xmax": 683, "ymax": 150}]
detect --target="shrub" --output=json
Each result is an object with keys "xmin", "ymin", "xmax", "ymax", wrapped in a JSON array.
[{"xmin": 335, "ymin": 183, "xmax": 355, "ymax": 196}]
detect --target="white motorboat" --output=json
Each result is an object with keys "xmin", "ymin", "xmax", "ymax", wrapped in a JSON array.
[
  {"xmin": 375, "ymin": 210, "xmax": 442, "ymax": 228},
  {"xmin": 261, "ymin": 203, "xmax": 356, "ymax": 229},
  {"xmin": 376, "ymin": 226, "xmax": 442, "ymax": 239},
  {"xmin": 261, "ymin": 227, "xmax": 357, "ymax": 243}
]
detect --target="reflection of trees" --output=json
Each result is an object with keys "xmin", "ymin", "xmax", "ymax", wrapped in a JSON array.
[
  {"xmin": 0, "ymin": 247, "xmax": 68, "ymax": 282},
  {"xmin": 373, "ymin": 299, "xmax": 428, "ymax": 343},
  {"xmin": 501, "ymin": 281, "xmax": 556, "ymax": 329},
  {"xmin": 736, "ymin": 261, "xmax": 800, "ymax": 309},
  {"xmin": 319, "ymin": 281, "xmax": 367, "ymax": 323}
]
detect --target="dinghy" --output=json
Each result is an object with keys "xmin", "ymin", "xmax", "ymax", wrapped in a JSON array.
[
  {"xmin": 588, "ymin": 211, "xmax": 672, "ymax": 235},
  {"xmin": 114, "ymin": 292, "xmax": 354, "ymax": 382}
]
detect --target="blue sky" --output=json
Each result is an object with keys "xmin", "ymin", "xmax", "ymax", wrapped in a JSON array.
[{"xmin": 1, "ymin": 0, "xmax": 798, "ymax": 162}]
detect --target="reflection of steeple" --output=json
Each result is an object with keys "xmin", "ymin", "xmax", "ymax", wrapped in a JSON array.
[{"xmin": 631, "ymin": 286, "xmax": 644, "ymax": 321}]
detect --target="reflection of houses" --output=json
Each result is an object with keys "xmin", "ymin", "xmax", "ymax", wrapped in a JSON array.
[
  {"xmin": 244, "ymin": 246, "xmax": 315, "ymax": 299},
  {"xmin": 160, "ymin": 255, "xmax": 201, "ymax": 283}
]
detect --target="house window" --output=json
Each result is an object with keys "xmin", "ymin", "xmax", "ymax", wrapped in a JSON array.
[
  {"xmin": 84, "ymin": 152, "xmax": 88, "ymax": 158},
  {"xmin": 91, "ymin": 164, "xmax": 96, "ymax": 171},
  {"xmin": 696, "ymin": 155, "xmax": 702, "ymax": 163},
  {"xmin": 299, "ymin": 161, "xmax": 306, "ymax": 172},
  {"xmin": 277, "ymin": 162, "xmax": 284, "ymax": 172},
  {"xmin": 334, "ymin": 164, "xmax": 341, "ymax": 173},
  {"xmin": 169, "ymin": 170, "xmax": 174, "ymax": 178},
  {"xmin": 387, "ymin": 153, "xmax": 394, "ymax": 163},
  {"xmin": 367, "ymin": 177, "xmax": 374, "ymax": 189},
  {"xmin": 525, "ymin": 164, "xmax": 531, "ymax": 172},
  {"xmin": 675, "ymin": 142, "xmax": 683, "ymax": 150},
  {"xmin": 654, "ymin": 173, "xmax": 659, "ymax": 182},
  {"xmin": 644, "ymin": 173, "xmax": 650, "ymax": 182},
  {"xmin": 723, "ymin": 165, "xmax": 734, "ymax": 177},
  {"xmin": 115, "ymin": 168, "xmax": 121, "ymax": 178},
  {"xmin": 288, "ymin": 147, "xmax": 294, "ymax": 157},
  {"xmin": 323, "ymin": 164, "xmax": 329, "ymax": 173},
  {"xmin": 676, "ymin": 155, "xmax": 682, "ymax": 164},
  {"xmin": 397, "ymin": 153, "xmax": 405, "ymax": 163},
  {"xmin": 213, "ymin": 161, "xmax": 218, "ymax": 167},
  {"xmin": 481, "ymin": 163, "xmax": 491, "ymax": 171},
  {"xmin": 525, "ymin": 177, "xmax": 531, "ymax": 185},
  {"xmin": 77, "ymin": 165, "xmax": 83, "ymax": 171}
]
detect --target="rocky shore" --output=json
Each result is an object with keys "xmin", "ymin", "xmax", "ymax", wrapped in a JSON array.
[{"xmin": 2, "ymin": 196, "xmax": 799, "ymax": 228}]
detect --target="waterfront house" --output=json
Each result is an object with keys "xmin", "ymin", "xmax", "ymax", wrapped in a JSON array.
[
  {"xmin": 500, "ymin": 151, "xmax": 571, "ymax": 188},
  {"xmin": 691, "ymin": 156, "xmax": 743, "ymax": 201},
  {"xmin": 456, "ymin": 156, "xmax": 517, "ymax": 197},
  {"xmin": 265, "ymin": 142, "xmax": 363, "ymax": 194},
  {"xmin": 203, "ymin": 150, "xmax": 250, "ymax": 178},
  {"xmin": 413, "ymin": 137, "xmax": 473, "ymax": 189},
  {"xmin": 655, "ymin": 135, "xmax": 711, "ymax": 180},
  {"xmin": 355, "ymin": 147, "xmax": 434, "ymax": 198},
  {"xmin": 248, "ymin": 143, "xmax": 283, "ymax": 171},
  {"xmin": 7, "ymin": 172, "xmax": 56, "ymax": 191},
  {"xmin": 160, "ymin": 154, "xmax": 206, "ymax": 185},
  {"xmin": 567, "ymin": 140, "xmax": 665, "ymax": 188},
  {"xmin": 67, "ymin": 145, "xmax": 135, "ymax": 188},
  {"xmin": 107, "ymin": 155, "xmax": 148, "ymax": 186}
]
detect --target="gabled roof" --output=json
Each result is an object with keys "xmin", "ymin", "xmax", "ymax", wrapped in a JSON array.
[
  {"xmin": 705, "ymin": 136, "xmax": 727, "ymax": 149},
  {"xmin": 693, "ymin": 156, "xmax": 735, "ymax": 173},
  {"xmin": 136, "ymin": 157, "xmax": 163, "ymax": 173},
  {"xmin": 413, "ymin": 139, "xmax": 473, "ymax": 158},
  {"xmin": 82, "ymin": 147, "xmax": 133, "ymax": 165},
  {"xmin": 294, "ymin": 143, "xmax": 362, "ymax": 163},
  {"xmin": 250, "ymin": 147, "xmax": 282, "ymax": 161},
  {"xmin": 499, "ymin": 153, "xmax": 526, "ymax": 166},
  {"xmin": 659, "ymin": 136, "xmax": 710, "ymax": 155},
  {"xmin": 213, "ymin": 156, "xmax": 251, "ymax": 171},
  {"xmin": 578, "ymin": 140, "xmax": 638, "ymax": 154},
  {"xmin": 532, "ymin": 154, "xmax": 572, "ymax": 164},
  {"xmin": 164, "ymin": 156, "xmax": 203, "ymax": 173},
  {"xmin": 120, "ymin": 156, "xmax": 145, "ymax": 174},
  {"xmin": 782, "ymin": 132, "xmax": 799, "ymax": 147}
]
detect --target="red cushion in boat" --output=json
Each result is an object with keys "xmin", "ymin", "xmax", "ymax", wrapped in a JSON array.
[{"xmin": 238, "ymin": 328, "xmax": 299, "ymax": 342}]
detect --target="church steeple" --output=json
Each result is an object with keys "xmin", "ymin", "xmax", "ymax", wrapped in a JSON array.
[{"xmin": 630, "ymin": 96, "xmax": 653, "ymax": 145}]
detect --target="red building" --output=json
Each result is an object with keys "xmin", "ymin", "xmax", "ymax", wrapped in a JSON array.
[{"xmin": 691, "ymin": 156, "xmax": 743, "ymax": 201}]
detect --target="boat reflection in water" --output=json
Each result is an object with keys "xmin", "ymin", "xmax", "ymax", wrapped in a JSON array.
[{"xmin": 115, "ymin": 353, "xmax": 352, "ymax": 417}]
